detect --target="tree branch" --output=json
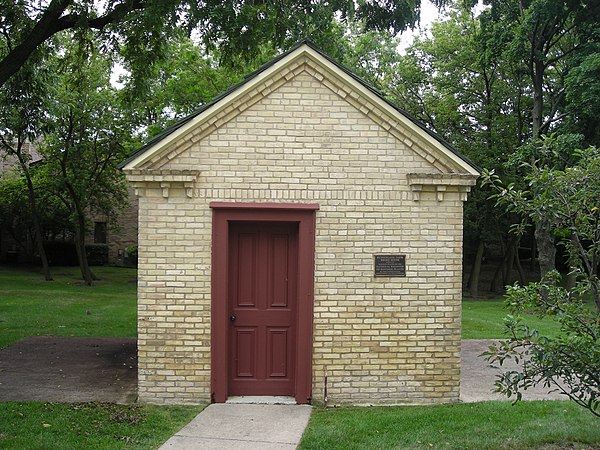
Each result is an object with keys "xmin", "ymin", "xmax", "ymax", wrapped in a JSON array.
[
  {"xmin": 0, "ymin": 0, "xmax": 146, "ymax": 88},
  {"xmin": 56, "ymin": 0, "xmax": 146, "ymax": 32},
  {"xmin": 0, "ymin": 0, "xmax": 72, "ymax": 87}
]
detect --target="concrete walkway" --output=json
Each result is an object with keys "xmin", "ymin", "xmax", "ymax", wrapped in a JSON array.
[
  {"xmin": 0, "ymin": 337, "xmax": 566, "ymax": 449},
  {"xmin": 159, "ymin": 340, "xmax": 568, "ymax": 449},
  {"xmin": 460, "ymin": 339, "xmax": 565, "ymax": 402},
  {"xmin": 159, "ymin": 403, "xmax": 312, "ymax": 450}
]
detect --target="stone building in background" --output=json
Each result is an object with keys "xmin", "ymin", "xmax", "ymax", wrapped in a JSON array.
[{"xmin": 0, "ymin": 142, "xmax": 137, "ymax": 266}]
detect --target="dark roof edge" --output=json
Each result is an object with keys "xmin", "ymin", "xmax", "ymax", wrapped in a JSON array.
[
  {"xmin": 299, "ymin": 40, "xmax": 481, "ymax": 174},
  {"xmin": 119, "ymin": 39, "xmax": 480, "ymax": 174}
]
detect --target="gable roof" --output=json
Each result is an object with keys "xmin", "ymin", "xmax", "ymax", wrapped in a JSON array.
[{"xmin": 119, "ymin": 40, "xmax": 480, "ymax": 175}]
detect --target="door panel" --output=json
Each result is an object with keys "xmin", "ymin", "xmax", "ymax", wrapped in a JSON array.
[
  {"xmin": 235, "ymin": 328, "xmax": 256, "ymax": 377},
  {"xmin": 267, "ymin": 328, "xmax": 288, "ymax": 377},
  {"xmin": 269, "ymin": 234, "xmax": 290, "ymax": 307},
  {"xmin": 228, "ymin": 222, "xmax": 298, "ymax": 396},
  {"xmin": 235, "ymin": 233, "xmax": 258, "ymax": 307}
]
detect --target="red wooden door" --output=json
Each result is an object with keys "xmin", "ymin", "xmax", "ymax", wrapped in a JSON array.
[{"xmin": 228, "ymin": 222, "xmax": 298, "ymax": 396}]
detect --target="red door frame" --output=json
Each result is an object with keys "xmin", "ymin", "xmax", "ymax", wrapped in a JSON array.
[{"xmin": 210, "ymin": 202, "xmax": 318, "ymax": 404}]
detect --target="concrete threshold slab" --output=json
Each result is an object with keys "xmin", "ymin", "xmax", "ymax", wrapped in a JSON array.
[
  {"xmin": 159, "ymin": 403, "xmax": 312, "ymax": 450},
  {"xmin": 227, "ymin": 396, "xmax": 297, "ymax": 405}
]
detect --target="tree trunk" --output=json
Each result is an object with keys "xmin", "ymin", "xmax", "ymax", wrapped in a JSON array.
[
  {"xmin": 61, "ymin": 150, "xmax": 97, "ymax": 285},
  {"xmin": 0, "ymin": 0, "xmax": 71, "ymax": 88},
  {"xmin": 73, "ymin": 214, "xmax": 94, "ymax": 286},
  {"xmin": 590, "ymin": 246, "xmax": 599, "ymax": 313},
  {"xmin": 530, "ymin": 235, "xmax": 537, "ymax": 271},
  {"xmin": 592, "ymin": 279, "xmax": 600, "ymax": 314},
  {"xmin": 528, "ymin": 34, "xmax": 558, "ymax": 279},
  {"xmin": 565, "ymin": 233, "xmax": 578, "ymax": 291},
  {"xmin": 566, "ymin": 270, "xmax": 577, "ymax": 291},
  {"xmin": 17, "ymin": 153, "xmax": 52, "ymax": 281},
  {"xmin": 469, "ymin": 240, "xmax": 485, "ymax": 298},
  {"xmin": 491, "ymin": 237, "xmax": 516, "ymax": 292},
  {"xmin": 503, "ymin": 238, "xmax": 516, "ymax": 286},
  {"xmin": 31, "ymin": 214, "xmax": 52, "ymax": 280},
  {"xmin": 529, "ymin": 23, "xmax": 546, "ymax": 140},
  {"xmin": 490, "ymin": 259, "xmax": 504, "ymax": 293},
  {"xmin": 506, "ymin": 236, "xmax": 525, "ymax": 285},
  {"xmin": 514, "ymin": 245, "xmax": 526, "ymax": 285},
  {"xmin": 531, "ymin": 59, "xmax": 544, "ymax": 140},
  {"xmin": 535, "ymin": 217, "xmax": 556, "ymax": 278}
]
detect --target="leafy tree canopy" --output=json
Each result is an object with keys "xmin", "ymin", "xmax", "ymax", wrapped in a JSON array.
[
  {"xmin": 39, "ymin": 32, "xmax": 132, "ymax": 284},
  {"xmin": 0, "ymin": 0, "xmax": 442, "ymax": 88}
]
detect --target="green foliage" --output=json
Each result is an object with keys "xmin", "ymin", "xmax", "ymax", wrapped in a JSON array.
[
  {"xmin": 337, "ymin": 25, "xmax": 402, "ymax": 91},
  {"xmin": 83, "ymin": 244, "xmax": 109, "ymax": 266},
  {"xmin": 121, "ymin": 26, "xmax": 406, "ymax": 140},
  {"xmin": 386, "ymin": 5, "xmax": 524, "ymax": 159},
  {"xmin": 483, "ymin": 142, "xmax": 600, "ymax": 416},
  {"xmin": 505, "ymin": 133, "xmax": 584, "ymax": 172},
  {"xmin": 0, "ymin": 20, "xmax": 58, "ymax": 276},
  {"xmin": 0, "ymin": 175, "xmax": 33, "ymax": 249},
  {"xmin": 378, "ymin": 0, "xmax": 596, "ymax": 284},
  {"xmin": 380, "ymin": 4, "xmax": 527, "ymax": 279},
  {"xmin": 484, "ymin": 140, "xmax": 600, "ymax": 293},
  {"xmin": 473, "ymin": 0, "xmax": 600, "ymax": 278},
  {"xmin": 37, "ymin": 33, "xmax": 133, "ymax": 282},
  {"xmin": 299, "ymin": 401, "xmax": 600, "ymax": 449},
  {"xmin": 484, "ymin": 275, "xmax": 600, "ymax": 416},
  {"xmin": 480, "ymin": 0, "xmax": 600, "ymax": 139},
  {"xmin": 0, "ymin": 166, "xmax": 71, "ymax": 260},
  {"xmin": 125, "ymin": 246, "xmax": 138, "ymax": 259},
  {"xmin": 0, "ymin": 402, "xmax": 202, "ymax": 450},
  {"xmin": 125, "ymin": 245, "xmax": 138, "ymax": 267},
  {"xmin": 42, "ymin": 241, "xmax": 108, "ymax": 266},
  {"xmin": 564, "ymin": 51, "xmax": 600, "ymax": 145},
  {"xmin": 120, "ymin": 34, "xmax": 271, "ymax": 139},
  {"xmin": 0, "ymin": 0, "xmax": 427, "ymax": 89},
  {"xmin": 0, "ymin": 38, "xmax": 51, "ymax": 142}
]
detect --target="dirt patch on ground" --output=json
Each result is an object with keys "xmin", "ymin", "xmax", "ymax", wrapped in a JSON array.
[
  {"xmin": 0, "ymin": 336, "xmax": 137, "ymax": 404},
  {"xmin": 0, "ymin": 337, "xmax": 565, "ymax": 405}
]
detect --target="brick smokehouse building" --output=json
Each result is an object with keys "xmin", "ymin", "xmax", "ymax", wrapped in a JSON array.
[{"xmin": 120, "ymin": 41, "xmax": 479, "ymax": 405}]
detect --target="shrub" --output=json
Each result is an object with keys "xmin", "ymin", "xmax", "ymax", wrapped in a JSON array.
[{"xmin": 43, "ymin": 241, "xmax": 109, "ymax": 266}]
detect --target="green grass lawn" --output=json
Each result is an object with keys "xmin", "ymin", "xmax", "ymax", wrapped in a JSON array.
[
  {"xmin": 0, "ymin": 265, "xmax": 202, "ymax": 449},
  {"xmin": 0, "ymin": 265, "xmax": 137, "ymax": 348},
  {"xmin": 299, "ymin": 401, "xmax": 600, "ymax": 449},
  {"xmin": 2, "ymin": 266, "xmax": 597, "ymax": 449},
  {"xmin": 462, "ymin": 297, "xmax": 563, "ymax": 339},
  {"xmin": 0, "ymin": 402, "xmax": 201, "ymax": 450},
  {"xmin": 0, "ymin": 265, "xmax": 562, "ymax": 344}
]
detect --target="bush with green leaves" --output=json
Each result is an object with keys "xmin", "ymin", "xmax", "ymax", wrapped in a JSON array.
[
  {"xmin": 485, "ymin": 273, "xmax": 599, "ymax": 416},
  {"xmin": 482, "ymin": 140, "xmax": 599, "ymax": 417}
]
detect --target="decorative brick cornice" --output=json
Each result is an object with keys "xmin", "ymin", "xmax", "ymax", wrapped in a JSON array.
[
  {"xmin": 126, "ymin": 48, "xmax": 478, "ymax": 176},
  {"xmin": 407, "ymin": 173, "xmax": 478, "ymax": 202},
  {"xmin": 124, "ymin": 169, "xmax": 200, "ymax": 198}
]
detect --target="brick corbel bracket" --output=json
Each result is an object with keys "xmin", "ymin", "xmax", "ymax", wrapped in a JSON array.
[
  {"xmin": 123, "ymin": 169, "xmax": 200, "ymax": 198},
  {"xmin": 407, "ymin": 173, "xmax": 478, "ymax": 202}
]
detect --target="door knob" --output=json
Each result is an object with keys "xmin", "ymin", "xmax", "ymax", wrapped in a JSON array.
[{"xmin": 230, "ymin": 314, "xmax": 236, "ymax": 322}]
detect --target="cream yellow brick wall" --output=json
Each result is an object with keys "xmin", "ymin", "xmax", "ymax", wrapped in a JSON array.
[
  {"xmin": 136, "ymin": 191, "xmax": 212, "ymax": 403},
  {"xmin": 132, "ymin": 60, "xmax": 471, "ymax": 405}
]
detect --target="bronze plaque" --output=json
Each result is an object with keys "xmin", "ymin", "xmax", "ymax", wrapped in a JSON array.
[{"xmin": 374, "ymin": 255, "xmax": 406, "ymax": 277}]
